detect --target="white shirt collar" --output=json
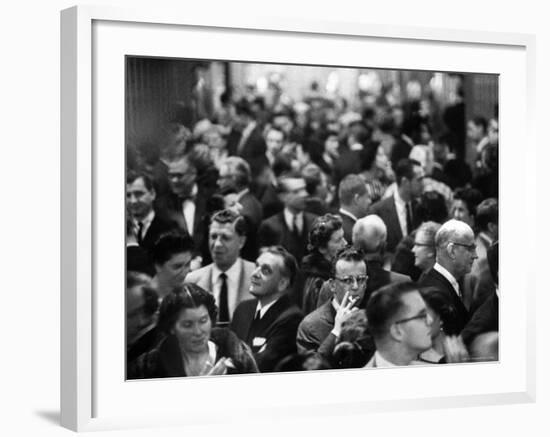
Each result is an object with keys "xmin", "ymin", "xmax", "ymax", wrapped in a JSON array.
[
  {"xmin": 338, "ymin": 208, "xmax": 358, "ymax": 222},
  {"xmin": 372, "ymin": 351, "xmax": 398, "ymax": 367},
  {"xmin": 283, "ymin": 208, "xmax": 304, "ymax": 233},
  {"xmin": 242, "ymin": 121, "xmax": 257, "ymax": 139},
  {"xmin": 212, "ymin": 258, "xmax": 241, "ymax": 283},
  {"xmin": 433, "ymin": 262, "xmax": 461, "ymax": 297},
  {"xmin": 255, "ymin": 297, "xmax": 279, "ymax": 319},
  {"xmin": 133, "ymin": 209, "xmax": 155, "ymax": 238}
]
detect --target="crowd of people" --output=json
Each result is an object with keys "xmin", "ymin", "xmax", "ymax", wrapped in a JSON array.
[{"xmin": 126, "ymin": 81, "xmax": 499, "ymax": 378}]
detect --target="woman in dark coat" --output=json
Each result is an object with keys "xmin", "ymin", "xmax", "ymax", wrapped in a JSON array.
[
  {"xmin": 301, "ymin": 214, "xmax": 347, "ymax": 315},
  {"xmin": 128, "ymin": 283, "xmax": 258, "ymax": 379}
]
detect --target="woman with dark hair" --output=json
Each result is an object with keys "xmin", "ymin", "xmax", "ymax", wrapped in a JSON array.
[
  {"xmin": 128, "ymin": 283, "xmax": 258, "ymax": 378},
  {"xmin": 416, "ymin": 286, "xmax": 462, "ymax": 364},
  {"xmin": 301, "ymin": 214, "xmax": 347, "ymax": 315}
]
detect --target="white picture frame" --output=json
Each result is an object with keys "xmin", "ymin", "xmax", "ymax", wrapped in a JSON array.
[{"xmin": 60, "ymin": 5, "xmax": 536, "ymax": 432}]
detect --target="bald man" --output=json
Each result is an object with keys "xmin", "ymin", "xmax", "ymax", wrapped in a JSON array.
[
  {"xmin": 418, "ymin": 219, "xmax": 478, "ymax": 334},
  {"xmin": 352, "ymin": 215, "xmax": 410, "ymax": 303}
]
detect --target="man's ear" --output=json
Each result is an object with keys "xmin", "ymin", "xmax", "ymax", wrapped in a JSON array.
[
  {"xmin": 278, "ymin": 276, "xmax": 290, "ymax": 293},
  {"xmin": 238, "ymin": 235, "xmax": 246, "ymax": 250},
  {"xmin": 389, "ymin": 322, "xmax": 403, "ymax": 342},
  {"xmin": 446, "ymin": 243, "xmax": 455, "ymax": 260}
]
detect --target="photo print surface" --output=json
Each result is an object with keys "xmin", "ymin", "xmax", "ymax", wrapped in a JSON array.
[{"xmin": 125, "ymin": 56, "xmax": 499, "ymax": 379}]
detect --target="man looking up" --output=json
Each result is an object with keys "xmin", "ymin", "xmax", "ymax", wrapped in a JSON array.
[{"xmin": 230, "ymin": 246, "xmax": 303, "ymax": 372}]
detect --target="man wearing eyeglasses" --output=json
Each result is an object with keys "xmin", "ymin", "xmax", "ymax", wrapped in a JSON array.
[
  {"xmin": 418, "ymin": 219, "xmax": 477, "ymax": 334},
  {"xmin": 296, "ymin": 247, "xmax": 368, "ymax": 358},
  {"xmin": 364, "ymin": 282, "xmax": 433, "ymax": 367}
]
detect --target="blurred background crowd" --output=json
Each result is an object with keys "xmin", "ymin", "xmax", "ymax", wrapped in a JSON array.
[{"xmin": 125, "ymin": 58, "xmax": 499, "ymax": 378}]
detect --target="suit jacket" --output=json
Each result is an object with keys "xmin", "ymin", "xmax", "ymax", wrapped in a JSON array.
[
  {"xmin": 336, "ymin": 211, "xmax": 356, "ymax": 247},
  {"xmin": 139, "ymin": 213, "xmax": 179, "ymax": 253},
  {"xmin": 258, "ymin": 211, "xmax": 318, "ymax": 265},
  {"xmin": 418, "ymin": 267, "xmax": 470, "ymax": 335},
  {"xmin": 460, "ymin": 292, "xmax": 499, "ymax": 346},
  {"xmin": 238, "ymin": 191, "xmax": 264, "ymax": 262},
  {"xmin": 333, "ymin": 149, "xmax": 362, "ymax": 188},
  {"xmin": 184, "ymin": 258, "xmax": 255, "ymax": 320},
  {"xmin": 365, "ymin": 257, "xmax": 411, "ymax": 302},
  {"xmin": 228, "ymin": 125, "xmax": 267, "ymax": 164},
  {"xmin": 369, "ymin": 196, "xmax": 420, "ymax": 253},
  {"xmin": 154, "ymin": 190, "xmax": 209, "ymax": 259},
  {"xmin": 230, "ymin": 295, "xmax": 303, "ymax": 372},
  {"xmin": 296, "ymin": 300, "xmax": 337, "ymax": 358}
]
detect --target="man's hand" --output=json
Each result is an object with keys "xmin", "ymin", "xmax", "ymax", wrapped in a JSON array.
[
  {"xmin": 332, "ymin": 291, "xmax": 359, "ymax": 338},
  {"xmin": 443, "ymin": 336, "xmax": 470, "ymax": 363}
]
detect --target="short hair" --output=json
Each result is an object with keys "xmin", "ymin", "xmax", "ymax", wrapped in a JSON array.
[
  {"xmin": 366, "ymin": 282, "xmax": 420, "ymax": 339},
  {"xmin": 419, "ymin": 286, "xmax": 462, "ymax": 335},
  {"xmin": 331, "ymin": 246, "xmax": 367, "ymax": 277},
  {"xmin": 166, "ymin": 153, "xmax": 198, "ymax": 173},
  {"xmin": 434, "ymin": 219, "xmax": 474, "ymax": 251},
  {"xmin": 415, "ymin": 221, "xmax": 441, "ymax": 247},
  {"xmin": 126, "ymin": 170, "xmax": 154, "ymax": 192},
  {"xmin": 454, "ymin": 187, "xmax": 484, "ymax": 216},
  {"xmin": 352, "ymin": 215, "xmax": 387, "ymax": 254},
  {"xmin": 395, "ymin": 158, "xmax": 422, "ymax": 187},
  {"xmin": 476, "ymin": 198, "xmax": 498, "ymax": 232},
  {"xmin": 210, "ymin": 208, "xmax": 248, "ymax": 237},
  {"xmin": 262, "ymin": 246, "xmax": 298, "ymax": 289},
  {"xmin": 301, "ymin": 163, "xmax": 323, "ymax": 196},
  {"xmin": 220, "ymin": 156, "xmax": 252, "ymax": 189},
  {"xmin": 471, "ymin": 115, "xmax": 488, "ymax": 133},
  {"xmin": 150, "ymin": 231, "xmax": 195, "ymax": 266},
  {"xmin": 417, "ymin": 191, "xmax": 448, "ymax": 223},
  {"xmin": 126, "ymin": 272, "xmax": 159, "ymax": 317},
  {"xmin": 338, "ymin": 174, "xmax": 367, "ymax": 206},
  {"xmin": 157, "ymin": 283, "xmax": 218, "ymax": 334},
  {"xmin": 308, "ymin": 214, "xmax": 343, "ymax": 252}
]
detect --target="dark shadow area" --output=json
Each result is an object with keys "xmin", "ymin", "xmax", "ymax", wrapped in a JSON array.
[{"xmin": 34, "ymin": 410, "xmax": 60, "ymax": 426}]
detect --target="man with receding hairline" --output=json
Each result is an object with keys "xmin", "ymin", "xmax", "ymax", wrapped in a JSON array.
[
  {"xmin": 418, "ymin": 219, "xmax": 477, "ymax": 334},
  {"xmin": 352, "ymin": 215, "xmax": 410, "ymax": 301}
]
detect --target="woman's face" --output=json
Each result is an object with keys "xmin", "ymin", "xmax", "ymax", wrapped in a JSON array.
[
  {"xmin": 172, "ymin": 305, "xmax": 212, "ymax": 354},
  {"xmin": 323, "ymin": 228, "xmax": 347, "ymax": 261},
  {"xmin": 450, "ymin": 199, "xmax": 474, "ymax": 228}
]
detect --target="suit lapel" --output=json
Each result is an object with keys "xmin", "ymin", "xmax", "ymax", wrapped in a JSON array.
[{"xmin": 387, "ymin": 198, "xmax": 403, "ymax": 240}]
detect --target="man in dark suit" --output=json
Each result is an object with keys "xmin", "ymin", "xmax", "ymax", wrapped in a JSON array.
[
  {"xmin": 337, "ymin": 174, "xmax": 372, "ymax": 244},
  {"xmin": 218, "ymin": 156, "xmax": 263, "ymax": 262},
  {"xmin": 154, "ymin": 154, "xmax": 209, "ymax": 261},
  {"xmin": 126, "ymin": 171, "xmax": 178, "ymax": 254},
  {"xmin": 369, "ymin": 158, "xmax": 425, "ymax": 254},
  {"xmin": 258, "ymin": 175, "xmax": 318, "ymax": 266},
  {"xmin": 418, "ymin": 219, "xmax": 478, "ymax": 335},
  {"xmin": 227, "ymin": 99, "xmax": 266, "ymax": 167},
  {"xmin": 230, "ymin": 246, "xmax": 303, "ymax": 372},
  {"xmin": 352, "ymin": 215, "xmax": 410, "ymax": 301},
  {"xmin": 296, "ymin": 247, "xmax": 367, "ymax": 359},
  {"xmin": 332, "ymin": 120, "xmax": 370, "ymax": 187}
]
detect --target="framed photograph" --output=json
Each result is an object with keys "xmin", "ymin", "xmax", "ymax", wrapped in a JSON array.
[{"xmin": 61, "ymin": 5, "xmax": 536, "ymax": 432}]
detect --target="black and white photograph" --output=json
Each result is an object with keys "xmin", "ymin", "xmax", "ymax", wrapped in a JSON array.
[{"xmin": 125, "ymin": 57, "xmax": 499, "ymax": 378}]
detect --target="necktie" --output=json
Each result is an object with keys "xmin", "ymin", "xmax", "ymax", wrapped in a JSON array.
[
  {"xmin": 254, "ymin": 308, "xmax": 261, "ymax": 322},
  {"xmin": 406, "ymin": 202, "xmax": 413, "ymax": 234},
  {"xmin": 219, "ymin": 273, "xmax": 229, "ymax": 324},
  {"xmin": 137, "ymin": 221, "xmax": 144, "ymax": 245}
]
